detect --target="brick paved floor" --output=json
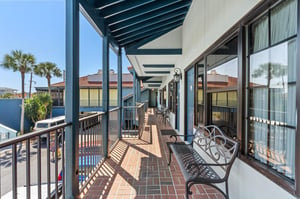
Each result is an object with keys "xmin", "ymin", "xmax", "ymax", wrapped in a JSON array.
[{"xmin": 81, "ymin": 109, "xmax": 224, "ymax": 199}]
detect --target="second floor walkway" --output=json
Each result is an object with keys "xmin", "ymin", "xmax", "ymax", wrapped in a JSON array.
[{"xmin": 81, "ymin": 109, "xmax": 223, "ymax": 199}]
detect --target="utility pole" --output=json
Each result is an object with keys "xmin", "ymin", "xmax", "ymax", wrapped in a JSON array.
[{"xmin": 29, "ymin": 72, "xmax": 33, "ymax": 98}]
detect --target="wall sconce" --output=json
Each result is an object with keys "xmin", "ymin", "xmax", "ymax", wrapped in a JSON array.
[{"xmin": 173, "ymin": 68, "xmax": 182, "ymax": 82}]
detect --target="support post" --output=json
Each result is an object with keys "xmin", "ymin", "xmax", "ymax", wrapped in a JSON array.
[
  {"xmin": 117, "ymin": 48, "xmax": 122, "ymax": 138},
  {"xmin": 65, "ymin": 0, "xmax": 79, "ymax": 198},
  {"xmin": 137, "ymin": 79, "xmax": 141, "ymax": 102},
  {"xmin": 102, "ymin": 30, "xmax": 110, "ymax": 158},
  {"xmin": 133, "ymin": 71, "xmax": 136, "ymax": 106}
]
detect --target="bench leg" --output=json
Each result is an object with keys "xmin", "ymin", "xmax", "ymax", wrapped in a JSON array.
[
  {"xmin": 186, "ymin": 182, "xmax": 192, "ymax": 199},
  {"xmin": 225, "ymin": 181, "xmax": 229, "ymax": 199},
  {"xmin": 168, "ymin": 147, "xmax": 172, "ymax": 166}
]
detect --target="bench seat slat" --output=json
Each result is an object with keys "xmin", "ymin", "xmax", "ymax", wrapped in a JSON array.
[{"xmin": 169, "ymin": 143, "xmax": 220, "ymax": 182}]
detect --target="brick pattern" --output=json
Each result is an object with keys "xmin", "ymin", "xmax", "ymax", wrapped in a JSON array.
[{"xmin": 81, "ymin": 109, "xmax": 224, "ymax": 199}]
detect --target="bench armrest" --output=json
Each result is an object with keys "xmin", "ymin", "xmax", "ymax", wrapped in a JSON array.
[{"xmin": 170, "ymin": 134, "xmax": 195, "ymax": 143}]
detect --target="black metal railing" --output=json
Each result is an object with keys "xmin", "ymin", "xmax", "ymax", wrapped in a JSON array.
[
  {"xmin": 0, "ymin": 105, "xmax": 146, "ymax": 198},
  {"xmin": 0, "ymin": 122, "xmax": 68, "ymax": 199},
  {"xmin": 78, "ymin": 112, "xmax": 104, "ymax": 191},
  {"xmin": 122, "ymin": 103, "xmax": 145, "ymax": 138}
]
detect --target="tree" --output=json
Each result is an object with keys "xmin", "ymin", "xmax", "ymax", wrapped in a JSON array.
[
  {"xmin": 24, "ymin": 93, "xmax": 52, "ymax": 123},
  {"xmin": 252, "ymin": 62, "xmax": 287, "ymax": 87},
  {"xmin": 0, "ymin": 93, "xmax": 14, "ymax": 99},
  {"xmin": 1, "ymin": 50, "xmax": 35, "ymax": 134},
  {"xmin": 34, "ymin": 62, "xmax": 62, "ymax": 95}
]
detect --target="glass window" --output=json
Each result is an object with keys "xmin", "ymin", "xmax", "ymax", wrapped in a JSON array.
[
  {"xmin": 271, "ymin": 0, "xmax": 297, "ymax": 45},
  {"xmin": 168, "ymin": 81, "xmax": 174, "ymax": 112},
  {"xmin": 206, "ymin": 36, "xmax": 238, "ymax": 138},
  {"xmin": 196, "ymin": 60, "xmax": 205, "ymax": 125},
  {"xmin": 251, "ymin": 15, "xmax": 269, "ymax": 53},
  {"xmin": 80, "ymin": 89, "xmax": 89, "ymax": 107},
  {"xmin": 247, "ymin": 0, "xmax": 297, "ymax": 180}
]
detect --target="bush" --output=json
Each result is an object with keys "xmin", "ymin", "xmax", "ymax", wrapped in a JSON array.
[{"xmin": 25, "ymin": 93, "xmax": 52, "ymax": 123}]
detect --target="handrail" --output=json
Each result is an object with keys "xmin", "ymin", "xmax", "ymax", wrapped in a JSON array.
[
  {"xmin": 78, "ymin": 112, "xmax": 104, "ymax": 122},
  {"xmin": 109, "ymin": 107, "xmax": 121, "ymax": 112},
  {"xmin": 0, "ymin": 122, "xmax": 71, "ymax": 148}
]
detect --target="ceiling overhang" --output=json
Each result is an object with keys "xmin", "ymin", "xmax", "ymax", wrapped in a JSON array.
[{"xmin": 79, "ymin": 0, "xmax": 192, "ymax": 88}]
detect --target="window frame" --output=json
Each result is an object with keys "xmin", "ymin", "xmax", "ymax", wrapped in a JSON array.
[
  {"xmin": 190, "ymin": 0, "xmax": 300, "ymax": 196},
  {"xmin": 244, "ymin": 0, "xmax": 299, "ymax": 195}
]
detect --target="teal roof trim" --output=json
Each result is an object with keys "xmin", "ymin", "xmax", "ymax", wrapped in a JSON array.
[{"xmin": 80, "ymin": 0, "xmax": 192, "ymax": 48}]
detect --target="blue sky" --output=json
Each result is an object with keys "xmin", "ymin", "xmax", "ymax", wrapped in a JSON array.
[{"xmin": 0, "ymin": 0, "xmax": 130, "ymax": 92}]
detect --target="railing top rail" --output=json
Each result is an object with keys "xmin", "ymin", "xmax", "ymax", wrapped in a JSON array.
[
  {"xmin": 0, "ymin": 122, "xmax": 71, "ymax": 148},
  {"xmin": 109, "ymin": 107, "xmax": 121, "ymax": 112},
  {"xmin": 123, "ymin": 103, "xmax": 145, "ymax": 109},
  {"xmin": 78, "ymin": 112, "xmax": 104, "ymax": 122}
]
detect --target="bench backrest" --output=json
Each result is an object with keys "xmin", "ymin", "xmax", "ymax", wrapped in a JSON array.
[{"xmin": 193, "ymin": 125, "xmax": 239, "ymax": 178}]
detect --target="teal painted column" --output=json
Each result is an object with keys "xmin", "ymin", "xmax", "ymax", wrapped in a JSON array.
[
  {"xmin": 117, "ymin": 48, "xmax": 122, "ymax": 138},
  {"xmin": 133, "ymin": 71, "xmax": 136, "ymax": 106},
  {"xmin": 65, "ymin": 0, "xmax": 79, "ymax": 198},
  {"xmin": 102, "ymin": 30, "xmax": 109, "ymax": 158},
  {"xmin": 137, "ymin": 79, "xmax": 141, "ymax": 102}
]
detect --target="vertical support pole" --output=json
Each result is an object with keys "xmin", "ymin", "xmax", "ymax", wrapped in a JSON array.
[
  {"xmin": 133, "ymin": 71, "xmax": 136, "ymax": 106},
  {"xmin": 137, "ymin": 79, "xmax": 141, "ymax": 102},
  {"xmin": 65, "ymin": 0, "xmax": 79, "ymax": 198},
  {"xmin": 117, "ymin": 48, "xmax": 122, "ymax": 139},
  {"xmin": 102, "ymin": 29, "xmax": 109, "ymax": 158}
]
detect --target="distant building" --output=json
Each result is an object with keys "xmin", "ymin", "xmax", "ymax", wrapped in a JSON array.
[
  {"xmin": 35, "ymin": 70, "xmax": 134, "ymax": 107},
  {"xmin": 0, "ymin": 87, "xmax": 17, "ymax": 96}
]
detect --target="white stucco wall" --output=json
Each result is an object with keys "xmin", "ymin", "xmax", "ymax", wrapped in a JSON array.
[{"xmin": 171, "ymin": 0, "xmax": 298, "ymax": 198}]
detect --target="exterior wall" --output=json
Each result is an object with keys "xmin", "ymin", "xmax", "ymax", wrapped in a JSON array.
[
  {"xmin": 167, "ymin": 1, "xmax": 297, "ymax": 198},
  {"xmin": 0, "ymin": 99, "xmax": 32, "ymax": 132}
]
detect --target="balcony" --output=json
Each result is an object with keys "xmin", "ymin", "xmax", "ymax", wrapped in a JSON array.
[
  {"xmin": 80, "ymin": 109, "xmax": 222, "ymax": 199},
  {"xmin": 0, "ymin": 106, "xmax": 222, "ymax": 199}
]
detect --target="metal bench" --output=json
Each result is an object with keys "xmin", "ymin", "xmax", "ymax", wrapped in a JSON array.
[{"xmin": 168, "ymin": 125, "xmax": 239, "ymax": 199}]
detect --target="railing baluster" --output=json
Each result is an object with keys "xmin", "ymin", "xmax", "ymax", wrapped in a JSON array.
[
  {"xmin": 62, "ymin": 130, "xmax": 65, "ymax": 199},
  {"xmin": 47, "ymin": 133, "xmax": 50, "ymax": 199},
  {"xmin": 37, "ymin": 136, "xmax": 41, "ymax": 199},
  {"xmin": 26, "ymin": 139, "xmax": 31, "ymax": 199},
  {"xmin": 12, "ymin": 143, "xmax": 17, "ymax": 199},
  {"xmin": 55, "ymin": 131, "xmax": 58, "ymax": 199},
  {"xmin": 80, "ymin": 121, "xmax": 83, "ymax": 185}
]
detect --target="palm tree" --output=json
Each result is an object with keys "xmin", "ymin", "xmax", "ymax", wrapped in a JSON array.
[
  {"xmin": 1, "ymin": 50, "xmax": 35, "ymax": 99},
  {"xmin": 34, "ymin": 62, "xmax": 62, "ymax": 95},
  {"xmin": 1, "ymin": 50, "xmax": 35, "ymax": 135},
  {"xmin": 34, "ymin": 62, "xmax": 62, "ymax": 117}
]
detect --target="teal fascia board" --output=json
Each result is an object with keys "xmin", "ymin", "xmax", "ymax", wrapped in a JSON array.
[
  {"xmin": 143, "ymin": 64, "xmax": 174, "ymax": 68},
  {"xmin": 126, "ymin": 49, "xmax": 182, "ymax": 55},
  {"xmin": 143, "ymin": 80, "xmax": 163, "ymax": 83},
  {"xmin": 144, "ymin": 71, "xmax": 170, "ymax": 74},
  {"xmin": 148, "ymin": 84, "xmax": 161, "ymax": 87}
]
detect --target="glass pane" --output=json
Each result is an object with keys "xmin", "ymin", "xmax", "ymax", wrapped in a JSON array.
[
  {"xmin": 248, "ymin": 39, "xmax": 296, "ymax": 180},
  {"xmin": 186, "ymin": 67, "xmax": 194, "ymax": 142},
  {"xmin": 228, "ymin": 91, "xmax": 237, "ymax": 107},
  {"xmin": 207, "ymin": 58, "xmax": 238, "ymax": 90},
  {"xmin": 251, "ymin": 14, "xmax": 269, "ymax": 53},
  {"xmin": 89, "ymin": 89, "xmax": 99, "ymax": 106},
  {"xmin": 217, "ymin": 92, "xmax": 227, "ymax": 106},
  {"xmin": 197, "ymin": 60, "xmax": 204, "ymax": 125},
  {"xmin": 80, "ymin": 89, "xmax": 89, "ymax": 107},
  {"xmin": 271, "ymin": 0, "xmax": 297, "ymax": 45}
]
